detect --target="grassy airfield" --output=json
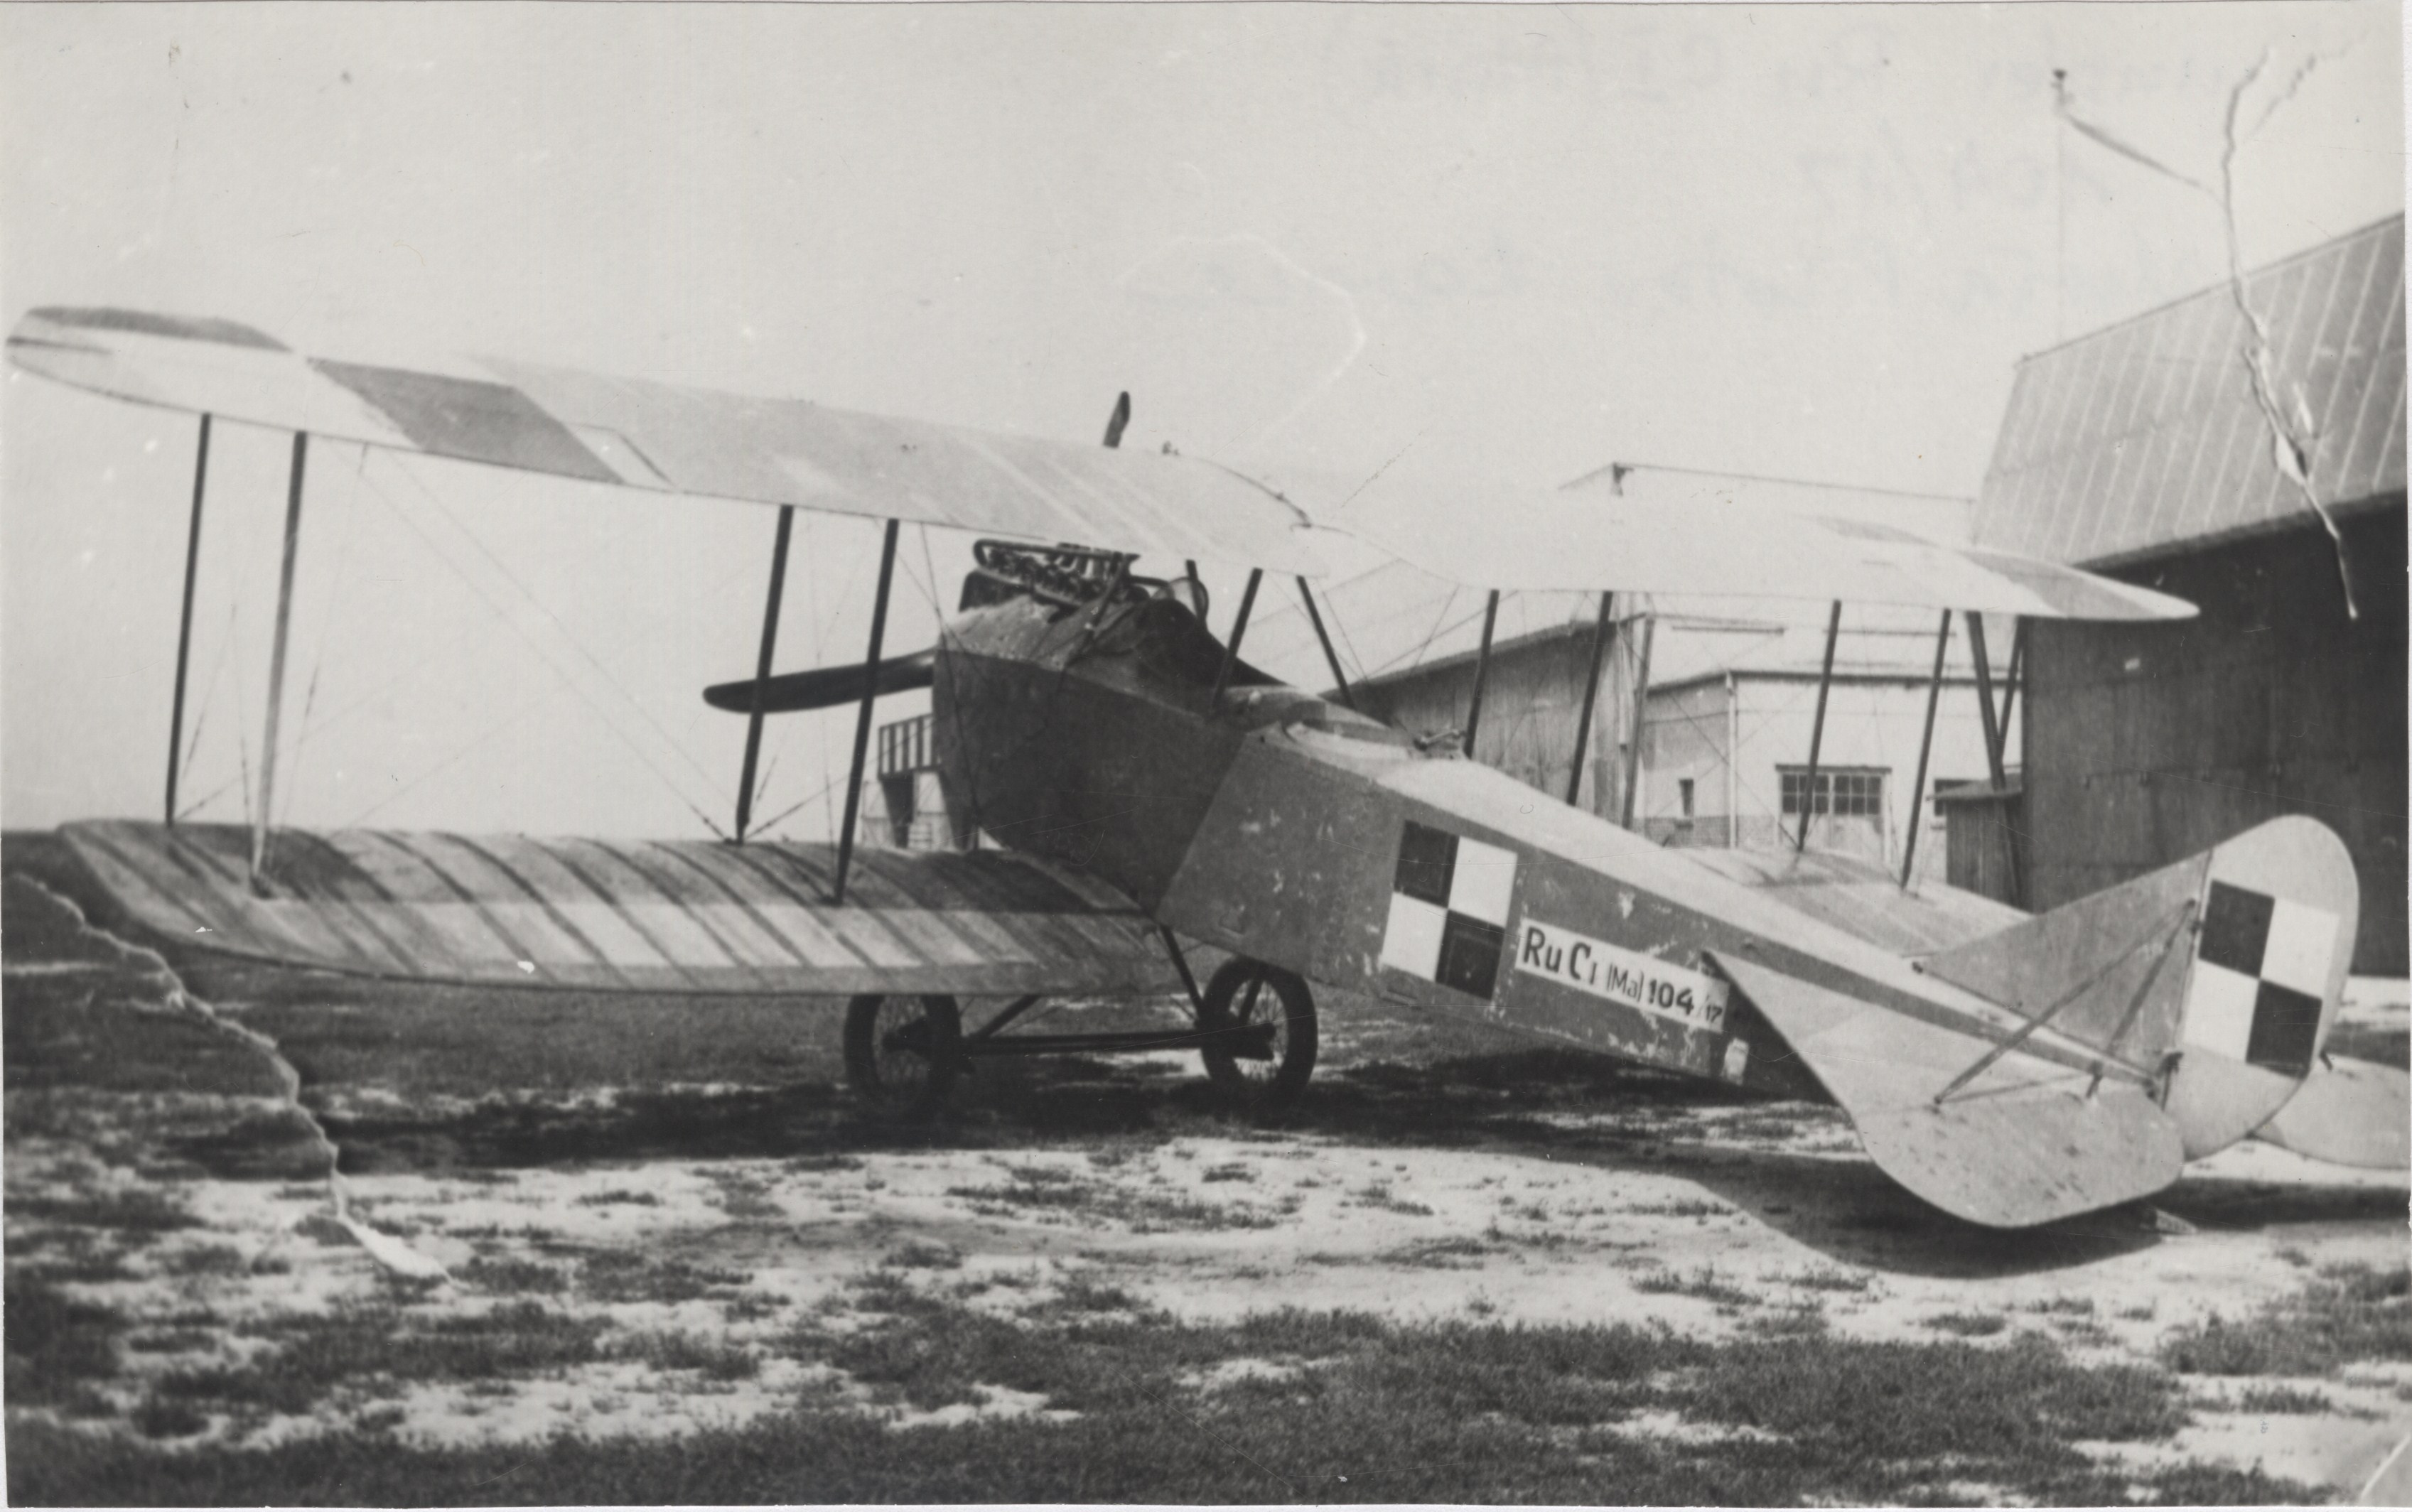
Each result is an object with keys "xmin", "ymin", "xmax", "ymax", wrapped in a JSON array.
[{"xmin": 5, "ymin": 831, "xmax": 2407, "ymax": 1504}]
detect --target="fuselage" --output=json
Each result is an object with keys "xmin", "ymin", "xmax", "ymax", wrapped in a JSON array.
[{"xmin": 925, "ymin": 582, "xmax": 2144, "ymax": 1107}]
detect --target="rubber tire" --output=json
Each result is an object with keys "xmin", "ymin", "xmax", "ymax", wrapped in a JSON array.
[
  {"xmin": 843, "ymin": 994, "xmax": 962, "ymax": 1118},
  {"xmin": 1197, "ymin": 958, "xmax": 1317, "ymax": 1113}
]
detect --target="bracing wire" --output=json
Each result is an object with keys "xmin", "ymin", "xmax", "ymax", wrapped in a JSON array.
[
  {"xmin": 352, "ymin": 455, "xmax": 728, "ymax": 838},
  {"xmin": 343, "ymin": 695, "xmax": 565, "ymax": 828},
  {"xmin": 290, "ymin": 477, "xmax": 758, "ymax": 756},
  {"xmin": 380, "ymin": 452, "xmax": 728, "ymax": 797},
  {"xmin": 176, "ymin": 603, "xmax": 242, "ymax": 811}
]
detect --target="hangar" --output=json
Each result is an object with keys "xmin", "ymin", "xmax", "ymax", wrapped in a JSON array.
[{"xmin": 1974, "ymin": 217, "xmax": 2406, "ymax": 972}]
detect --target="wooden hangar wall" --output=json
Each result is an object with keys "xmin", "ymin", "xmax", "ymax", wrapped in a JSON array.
[{"xmin": 1977, "ymin": 217, "xmax": 2408, "ymax": 973}]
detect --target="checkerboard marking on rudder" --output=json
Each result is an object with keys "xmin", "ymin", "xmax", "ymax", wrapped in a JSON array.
[
  {"xmin": 1381, "ymin": 820, "xmax": 1517, "ymax": 998},
  {"xmin": 2181, "ymin": 880, "xmax": 2337, "ymax": 1076}
]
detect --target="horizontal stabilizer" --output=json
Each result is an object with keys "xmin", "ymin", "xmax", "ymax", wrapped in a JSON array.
[
  {"xmin": 705, "ymin": 648, "xmax": 935, "ymax": 714},
  {"xmin": 1711, "ymin": 951, "xmax": 2185, "ymax": 1228},
  {"xmin": 60, "ymin": 820, "xmax": 1175, "ymax": 1000},
  {"xmin": 2253, "ymin": 1054, "xmax": 2411, "ymax": 1170}
]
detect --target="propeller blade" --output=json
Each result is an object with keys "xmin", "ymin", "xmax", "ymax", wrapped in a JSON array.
[
  {"xmin": 704, "ymin": 647, "xmax": 936, "ymax": 714},
  {"xmin": 1102, "ymin": 391, "xmax": 1131, "ymax": 449}
]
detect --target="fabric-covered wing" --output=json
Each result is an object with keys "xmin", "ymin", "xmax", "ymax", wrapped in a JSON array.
[
  {"xmin": 6, "ymin": 307, "xmax": 1325, "ymax": 576},
  {"xmin": 1266, "ymin": 466, "xmax": 2196, "ymax": 620},
  {"xmin": 11, "ymin": 303, "xmax": 2192, "ymax": 619},
  {"xmin": 1710, "ymin": 951, "xmax": 2185, "ymax": 1228},
  {"xmin": 61, "ymin": 821, "xmax": 1177, "ymax": 999}
]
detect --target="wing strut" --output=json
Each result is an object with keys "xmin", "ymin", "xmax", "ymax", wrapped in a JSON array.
[
  {"xmin": 1212, "ymin": 568, "xmax": 1264, "ymax": 706},
  {"xmin": 733, "ymin": 505, "xmax": 797, "ymax": 842},
  {"xmin": 1565, "ymin": 593, "xmax": 1616, "ymax": 805},
  {"xmin": 1792, "ymin": 600, "xmax": 1843, "ymax": 852},
  {"xmin": 166, "ymin": 413, "xmax": 212, "ymax": 826},
  {"xmin": 1619, "ymin": 608, "xmax": 1655, "ymax": 829},
  {"xmin": 1461, "ymin": 590, "xmax": 1502, "ymax": 757},
  {"xmin": 250, "ymin": 431, "xmax": 311, "ymax": 888},
  {"xmin": 1898, "ymin": 608, "xmax": 1953, "ymax": 887},
  {"xmin": 831, "ymin": 519, "xmax": 901, "ymax": 906},
  {"xmin": 1295, "ymin": 576, "xmax": 1357, "ymax": 711},
  {"xmin": 1965, "ymin": 611, "xmax": 2023, "ymax": 905}
]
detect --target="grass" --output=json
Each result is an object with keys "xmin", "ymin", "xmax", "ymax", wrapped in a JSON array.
[
  {"xmin": 14, "ymin": 1187, "xmax": 198, "ymax": 1236},
  {"xmin": 2160, "ymin": 1263, "xmax": 2410, "ymax": 1378},
  {"xmin": 1347, "ymin": 1181, "xmax": 1436, "ymax": 1217},
  {"xmin": 17, "ymin": 1280, "xmax": 2309, "ymax": 1506},
  {"xmin": 575, "ymin": 1252, "xmax": 752, "ymax": 1305},
  {"xmin": 2026, "ymin": 1295, "xmax": 2096, "ymax": 1317},
  {"xmin": 138, "ymin": 1301, "xmax": 613, "ymax": 1418},
  {"xmin": 612, "ymin": 1330, "xmax": 759, "ymax": 1381},
  {"xmin": 783, "ymin": 1152, "xmax": 866, "ymax": 1174},
  {"xmin": 4, "ymin": 1277, "xmax": 123, "ymax": 1407},
  {"xmin": 944, "ymin": 1170, "xmax": 1278, "ymax": 1232},
  {"xmin": 881, "ymin": 1242, "xmax": 964, "ymax": 1271},
  {"xmin": 2235, "ymin": 1384, "xmax": 2336, "ymax": 1415},
  {"xmin": 1633, "ymin": 1266, "xmax": 1756, "ymax": 1308},
  {"xmin": 1924, "ymin": 1311, "xmax": 2010, "ymax": 1338},
  {"xmin": 1377, "ymin": 1236, "xmax": 1500, "ymax": 1270},
  {"xmin": 1625, "ymin": 1198, "xmax": 1727, "ymax": 1219},
  {"xmin": 458, "ymin": 1256, "xmax": 569, "ymax": 1294}
]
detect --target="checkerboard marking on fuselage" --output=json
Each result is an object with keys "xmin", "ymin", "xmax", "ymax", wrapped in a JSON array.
[
  {"xmin": 1381, "ymin": 820, "xmax": 1516, "ymax": 998},
  {"xmin": 2182, "ymin": 880, "xmax": 2335, "ymax": 1076}
]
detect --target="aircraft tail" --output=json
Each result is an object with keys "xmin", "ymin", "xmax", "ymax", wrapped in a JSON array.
[{"xmin": 1923, "ymin": 816, "xmax": 2361, "ymax": 1160}]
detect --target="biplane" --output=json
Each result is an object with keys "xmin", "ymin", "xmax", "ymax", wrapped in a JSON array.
[{"xmin": 10, "ymin": 303, "xmax": 2398, "ymax": 1231}]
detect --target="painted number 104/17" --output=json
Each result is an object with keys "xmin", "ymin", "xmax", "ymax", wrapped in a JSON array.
[{"xmin": 1512, "ymin": 918, "xmax": 1729, "ymax": 1032}]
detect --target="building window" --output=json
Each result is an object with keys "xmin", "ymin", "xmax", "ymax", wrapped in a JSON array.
[
  {"xmin": 1780, "ymin": 767, "xmax": 1886, "ymax": 817},
  {"xmin": 1678, "ymin": 779, "xmax": 1695, "ymax": 818}
]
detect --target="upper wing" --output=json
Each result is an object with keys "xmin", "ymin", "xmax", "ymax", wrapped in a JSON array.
[
  {"xmin": 10, "ymin": 304, "xmax": 2189, "ymax": 620},
  {"xmin": 6, "ymin": 306, "xmax": 1325, "ymax": 576},
  {"xmin": 1259, "ymin": 465, "xmax": 2196, "ymax": 621},
  {"xmin": 62, "ymin": 820, "xmax": 1177, "ymax": 999}
]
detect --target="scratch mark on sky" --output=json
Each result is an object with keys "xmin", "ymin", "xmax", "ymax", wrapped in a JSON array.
[{"xmin": 1112, "ymin": 234, "xmax": 1367, "ymax": 450}]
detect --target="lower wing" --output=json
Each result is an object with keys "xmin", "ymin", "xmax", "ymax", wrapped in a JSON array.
[{"xmin": 61, "ymin": 820, "xmax": 1175, "ymax": 1000}]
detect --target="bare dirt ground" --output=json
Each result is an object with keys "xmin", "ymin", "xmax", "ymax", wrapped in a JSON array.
[{"xmin": 6, "ymin": 830, "xmax": 2407, "ymax": 1503}]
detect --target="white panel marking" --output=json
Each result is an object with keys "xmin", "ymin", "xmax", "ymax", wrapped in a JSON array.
[
  {"xmin": 2260, "ymin": 898, "xmax": 2340, "ymax": 998},
  {"xmin": 2183, "ymin": 960, "xmax": 2261, "ymax": 1060},
  {"xmin": 1381, "ymin": 893, "xmax": 1447, "ymax": 979},
  {"xmin": 1450, "ymin": 836, "xmax": 1519, "ymax": 927}
]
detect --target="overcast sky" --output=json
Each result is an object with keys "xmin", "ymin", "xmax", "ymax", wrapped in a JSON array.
[{"xmin": 5, "ymin": 2, "xmax": 2401, "ymax": 840}]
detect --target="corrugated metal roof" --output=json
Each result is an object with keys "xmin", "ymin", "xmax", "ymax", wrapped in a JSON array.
[{"xmin": 1974, "ymin": 217, "xmax": 2406, "ymax": 567}]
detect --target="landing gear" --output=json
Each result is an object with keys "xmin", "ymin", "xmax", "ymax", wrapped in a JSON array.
[
  {"xmin": 841, "ymin": 965, "xmax": 1316, "ymax": 1118},
  {"xmin": 843, "ymin": 993, "xmax": 961, "ymax": 1117},
  {"xmin": 1197, "ymin": 957, "xmax": 1318, "ymax": 1112}
]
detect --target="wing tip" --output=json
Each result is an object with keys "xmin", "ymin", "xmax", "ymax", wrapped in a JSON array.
[{"xmin": 23, "ymin": 306, "xmax": 287, "ymax": 352}]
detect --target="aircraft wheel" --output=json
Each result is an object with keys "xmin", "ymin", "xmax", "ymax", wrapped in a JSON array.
[
  {"xmin": 1197, "ymin": 958, "xmax": 1316, "ymax": 1112},
  {"xmin": 844, "ymin": 994, "xmax": 962, "ymax": 1118}
]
